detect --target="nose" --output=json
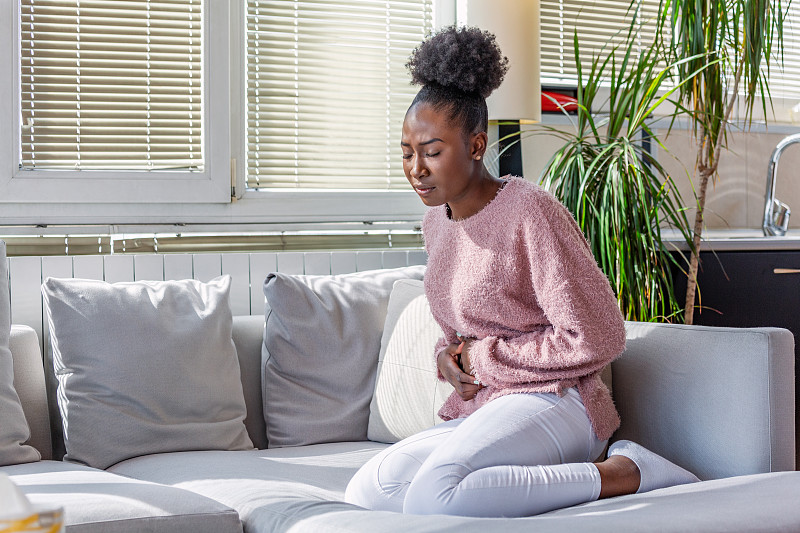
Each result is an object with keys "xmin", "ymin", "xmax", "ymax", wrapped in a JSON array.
[{"xmin": 409, "ymin": 154, "xmax": 428, "ymax": 180}]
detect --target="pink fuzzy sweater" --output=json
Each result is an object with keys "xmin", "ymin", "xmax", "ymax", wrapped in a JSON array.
[{"xmin": 423, "ymin": 176, "xmax": 626, "ymax": 441}]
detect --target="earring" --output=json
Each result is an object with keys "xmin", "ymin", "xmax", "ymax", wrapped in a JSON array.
[{"xmin": 475, "ymin": 155, "xmax": 482, "ymax": 160}]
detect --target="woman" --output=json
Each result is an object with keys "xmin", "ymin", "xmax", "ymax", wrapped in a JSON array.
[{"xmin": 344, "ymin": 25, "xmax": 699, "ymax": 518}]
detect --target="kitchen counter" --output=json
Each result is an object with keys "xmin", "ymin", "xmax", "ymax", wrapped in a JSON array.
[{"xmin": 662, "ymin": 228, "xmax": 800, "ymax": 251}]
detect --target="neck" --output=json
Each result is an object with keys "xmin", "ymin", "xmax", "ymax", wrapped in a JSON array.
[{"xmin": 447, "ymin": 169, "xmax": 505, "ymax": 221}]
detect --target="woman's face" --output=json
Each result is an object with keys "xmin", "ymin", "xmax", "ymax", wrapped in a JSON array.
[{"xmin": 401, "ymin": 103, "xmax": 481, "ymax": 208}]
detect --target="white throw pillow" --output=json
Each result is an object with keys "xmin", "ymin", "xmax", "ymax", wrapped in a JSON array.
[
  {"xmin": 42, "ymin": 275, "xmax": 253, "ymax": 469},
  {"xmin": 0, "ymin": 241, "xmax": 41, "ymax": 466},
  {"xmin": 368, "ymin": 279, "xmax": 453, "ymax": 443}
]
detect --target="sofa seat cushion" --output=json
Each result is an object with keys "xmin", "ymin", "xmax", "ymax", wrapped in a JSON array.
[
  {"xmin": 109, "ymin": 443, "xmax": 389, "ymax": 533},
  {"xmin": 1, "ymin": 460, "xmax": 242, "ymax": 533},
  {"xmin": 109, "ymin": 444, "xmax": 800, "ymax": 533},
  {"xmin": 282, "ymin": 472, "xmax": 800, "ymax": 533},
  {"xmin": 246, "ymin": 473, "xmax": 800, "ymax": 533}
]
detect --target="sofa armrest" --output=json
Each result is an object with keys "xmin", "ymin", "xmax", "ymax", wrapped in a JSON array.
[
  {"xmin": 613, "ymin": 322, "xmax": 795, "ymax": 481},
  {"xmin": 9, "ymin": 325, "xmax": 52, "ymax": 460}
]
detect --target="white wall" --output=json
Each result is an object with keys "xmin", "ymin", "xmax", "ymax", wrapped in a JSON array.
[{"xmin": 515, "ymin": 117, "xmax": 800, "ymax": 231}]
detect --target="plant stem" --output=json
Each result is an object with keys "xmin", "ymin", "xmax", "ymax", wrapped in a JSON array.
[
  {"xmin": 683, "ymin": 60, "xmax": 745, "ymax": 324},
  {"xmin": 684, "ymin": 167, "xmax": 711, "ymax": 324}
]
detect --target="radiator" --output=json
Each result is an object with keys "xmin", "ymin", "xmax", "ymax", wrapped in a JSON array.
[{"xmin": 5, "ymin": 249, "xmax": 427, "ymax": 357}]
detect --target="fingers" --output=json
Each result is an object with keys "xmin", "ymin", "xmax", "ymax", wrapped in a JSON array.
[
  {"xmin": 456, "ymin": 334, "xmax": 475, "ymax": 345},
  {"xmin": 439, "ymin": 340, "xmax": 484, "ymax": 401},
  {"xmin": 451, "ymin": 371, "xmax": 484, "ymax": 400},
  {"xmin": 456, "ymin": 372, "xmax": 482, "ymax": 385},
  {"xmin": 456, "ymin": 382, "xmax": 482, "ymax": 400}
]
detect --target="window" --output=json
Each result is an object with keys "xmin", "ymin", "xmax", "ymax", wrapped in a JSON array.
[
  {"xmin": 1, "ymin": 0, "xmax": 230, "ymax": 206},
  {"xmin": 766, "ymin": 6, "xmax": 800, "ymax": 103},
  {"xmin": 245, "ymin": 0, "xmax": 434, "ymax": 191},
  {"xmin": 539, "ymin": 0, "xmax": 663, "ymax": 86},
  {"xmin": 1, "ymin": 0, "xmax": 432, "ymax": 225},
  {"xmin": 539, "ymin": 0, "xmax": 800, "ymax": 114},
  {"xmin": 19, "ymin": 0, "xmax": 203, "ymax": 172}
]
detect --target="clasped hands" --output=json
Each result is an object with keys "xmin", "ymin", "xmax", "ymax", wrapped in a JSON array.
[{"xmin": 437, "ymin": 335, "xmax": 485, "ymax": 401}]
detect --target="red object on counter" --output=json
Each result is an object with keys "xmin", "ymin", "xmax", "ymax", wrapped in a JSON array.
[{"xmin": 542, "ymin": 91, "xmax": 578, "ymax": 112}]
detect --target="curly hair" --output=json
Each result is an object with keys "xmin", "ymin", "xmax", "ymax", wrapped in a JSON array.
[{"xmin": 406, "ymin": 25, "xmax": 509, "ymax": 136}]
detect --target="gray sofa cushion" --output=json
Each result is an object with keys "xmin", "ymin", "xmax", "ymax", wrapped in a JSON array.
[
  {"xmin": 367, "ymin": 279, "xmax": 451, "ymax": 443},
  {"xmin": 261, "ymin": 266, "xmax": 425, "ymax": 447},
  {"xmin": 614, "ymin": 322, "xmax": 795, "ymax": 479},
  {"xmin": 233, "ymin": 315, "xmax": 269, "ymax": 450},
  {"xmin": 109, "ymin": 442, "xmax": 389, "ymax": 533},
  {"xmin": 0, "ymin": 241, "xmax": 41, "ymax": 466},
  {"xmin": 321, "ymin": 472, "xmax": 800, "ymax": 533},
  {"xmin": 41, "ymin": 275, "xmax": 254, "ymax": 469},
  {"xmin": 8, "ymin": 325, "xmax": 51, "ymax": 461},
  {"xmin": 2, "ymin": 460, "xmax": 242, "ymax": 533},
  {"xmin": 108, "ymin": 443, "xmax": 800, "ymax": 533}
]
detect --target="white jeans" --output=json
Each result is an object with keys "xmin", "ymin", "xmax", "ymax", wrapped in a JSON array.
[{"xmin": 345, "ymin": 389, "xmax": 608, "ymax": 517}]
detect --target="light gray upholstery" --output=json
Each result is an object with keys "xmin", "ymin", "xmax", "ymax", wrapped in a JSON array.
[
  {"xmin": 233, "ymin": 315, "xmax": 269, "ymax": 450},
  {"xmin": 261, "ymin": 266, "xmax": 425, "ymax": 448},
  {"xmin": 614, "ymin": 322, "xmax": 795, "ymax": 479},
  {"xmin": 2, "ymin": 460, "xmax": 242, "ymax": 533},
  {"xmin": 109, "ymin": 442, "xmax": 389, "ymax": 533},
  {"xmin": 5, "ymin": 278, "xmax": 798, "ymax": 532},
  {"xmin": 42, "ymin": 276, "xmax": 254, "ymax": 469},
  {"xmin": 0, "ymin": 241, "xmax": 41, "ymax": 466},
  {"xmin": 8, "ymin": 325, "xmax": 51, "ymax": 460},
  {"xmin": 109, "ymin": 442, "xmax": 800, "ymax": 533}
]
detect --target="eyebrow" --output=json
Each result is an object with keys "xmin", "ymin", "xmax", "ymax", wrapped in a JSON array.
[{"xmin": 400, "ymin": 138, "xmax": 444, "ymax": 147}]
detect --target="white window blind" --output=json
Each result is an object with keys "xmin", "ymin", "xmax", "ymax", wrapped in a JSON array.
[
  {"xmin": 19, "ymin": 0, "xmax": 203, "ymax": 171},
  {"xmin": 540, "ymin": 0, "xmax": 800, "ymax": 106},
  {"xmin": 540, "ymin": 0, "xmax": 663, "ymax": 84},
  {"xmin": 246, "ymin": 0, "xmax": 433, "ymax": 190},
  {"xmin": 764, "ymin": 6, "xmax": 800, "ymax": 101}
]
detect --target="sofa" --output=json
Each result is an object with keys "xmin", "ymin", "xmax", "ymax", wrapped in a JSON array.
[{"xmin": 2, "ymin": 250, "xmax": 800, "ymax": 532}]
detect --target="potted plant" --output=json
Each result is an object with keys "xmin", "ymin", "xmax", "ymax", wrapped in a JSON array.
[
  {"xmin": 656, "ymin": 0, "xmax": 788, "ymax": 324},
  {"xmin": 533, "ymin": 25, "xmax": 700, "ymax": 322}
]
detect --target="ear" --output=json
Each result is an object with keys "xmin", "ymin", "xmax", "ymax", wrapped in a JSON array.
[{"xmin": 470, "ymin": 131, "xmax": 488, "ymax": 161}]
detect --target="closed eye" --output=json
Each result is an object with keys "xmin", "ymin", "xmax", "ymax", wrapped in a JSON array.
[{"xmin": 426, "ymin": 152, "xmax": 440, "ymax": 157}]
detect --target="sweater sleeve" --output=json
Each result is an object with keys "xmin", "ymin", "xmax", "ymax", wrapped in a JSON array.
[{"xmin": 468, "ymin": 194, "xmax": 626, "ymax": 388}]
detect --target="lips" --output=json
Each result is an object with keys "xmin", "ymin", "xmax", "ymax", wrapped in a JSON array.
[{"xmin": 414, "ymin": 184, "xmax": 435, "ymax": 196}]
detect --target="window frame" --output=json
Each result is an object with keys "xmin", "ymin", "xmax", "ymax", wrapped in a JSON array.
[
  {"xmin": 0, "ymin": 0, "xmax": 432, "ymax": 227},
  {"xmin": 0, "ymin": 0, "xmax": 232, "ymax": 207},
  {"xmin": 229, "ymin": 0, "xmax": 431, "ymax": 223},
  {"xmin": 2, "ymin": 0, "xmax": 799, "ymax": 229}
]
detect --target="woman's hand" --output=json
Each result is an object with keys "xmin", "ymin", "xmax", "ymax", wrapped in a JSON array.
[
  {"xmin": 457, "ymin": 335, "xmax": 476, "ymax": 375},
  {"xmin": 437, "ymin": 340, "xmax": 483, "ymax": 401}
]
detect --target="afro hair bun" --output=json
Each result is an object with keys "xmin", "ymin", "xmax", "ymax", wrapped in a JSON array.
[{"xmin": 406, "ymin": 25, "xmax": 509, "ymax": 99}]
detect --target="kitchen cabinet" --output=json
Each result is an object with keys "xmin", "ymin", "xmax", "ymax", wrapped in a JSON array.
[{"xmin": 673, "ymin": 251, "xmax": 800, "ymax": 332}]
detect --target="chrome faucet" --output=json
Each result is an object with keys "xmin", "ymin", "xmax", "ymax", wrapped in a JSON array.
[{"xmin": 763, "ymin": 133, "xmax": 800, "ymax": 236}]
